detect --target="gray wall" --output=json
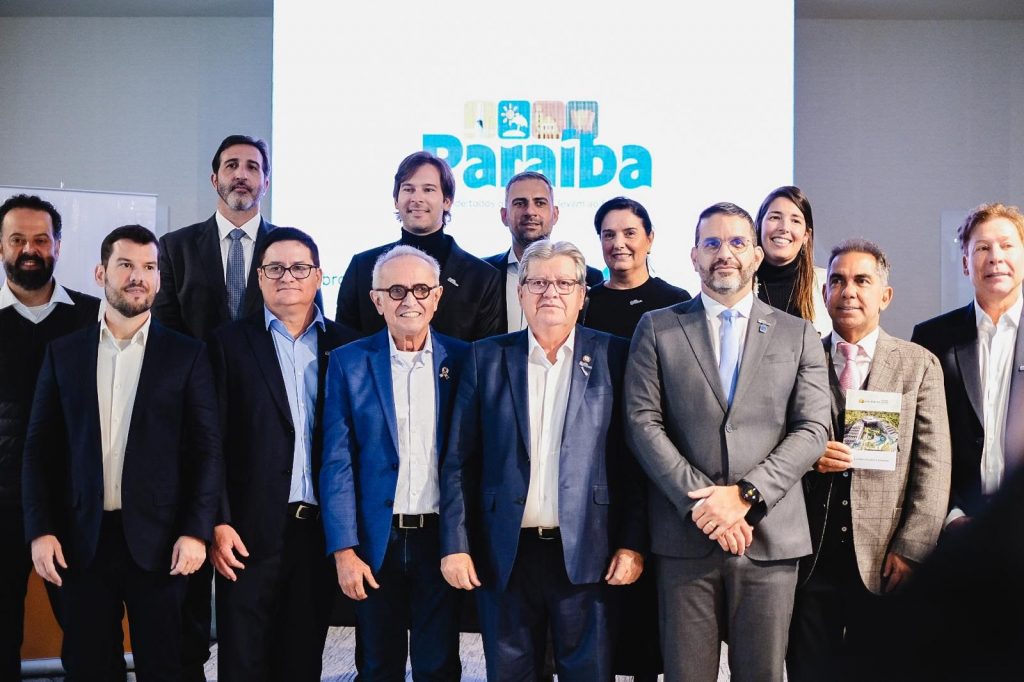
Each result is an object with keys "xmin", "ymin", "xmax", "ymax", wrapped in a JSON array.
[
  {"xmin": 0, "ymin": 16, "xmax": 272, "ymax": 230},
  {"xmin": 796, "ymin": 19, "xmax": 1024, "ymax": 338}
]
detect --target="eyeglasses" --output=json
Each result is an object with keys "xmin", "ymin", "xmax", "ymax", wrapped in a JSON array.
[
  {"xmin": 373, "ymin": 283, "xmax": 440, "ymax": 301},
  {"xmin": 522, "ymin": 278, "xmax": 582, "ymax": 295},
  {"xmin": 259, "ymin": 263, "xmax": 318, "ymax": 279},
  {"xmin": 698, "ymin": 237, "xmax": 752, "ymax": 255}
]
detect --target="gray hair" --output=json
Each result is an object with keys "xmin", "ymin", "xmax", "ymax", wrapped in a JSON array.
[
  {"xmin": 371, "ymin": 244, "xmax": 441, "ymax": 288},
  {"xmin": 827, "ymin": 238, "xmax": 891, "ymax": 285},
  {"xmin": 504, "ymin": 170, "xmax": 554, "ymax": 200},
  {"xmin": 518, "ymin": 240, "xmax": 586, "ymax": 285}
]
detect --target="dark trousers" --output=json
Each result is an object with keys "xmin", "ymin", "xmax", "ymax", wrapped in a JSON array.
[
  {"xmin": 353, "ymin": 518, "xmax": 461, "ymax": 682},
  {"xmin": 476, "ymin": 531, "xmax": 612, "ymax": 682},
  {"xmin": 61, "ymin": 512, "xmax": 185, "ymax": 682},
  {"xmin": 0, "ymin": 505, "xmax": 37, "ymax": 680},
  {"xmin": 216, "ymin": 514, "xmax": 335, "ymax": 682},
  {"xmin": 179, "ymin": 561, "xmax": 212, "ymax": 682}
]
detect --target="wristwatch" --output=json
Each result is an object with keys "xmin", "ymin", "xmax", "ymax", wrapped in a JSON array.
[{"xmin": 737, "ymin": 479, "xmax": 763, "ymax": 506}]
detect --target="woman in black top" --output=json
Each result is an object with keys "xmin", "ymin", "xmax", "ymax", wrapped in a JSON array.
[{"xmin": 583, "ymin": 196, "xmax": 691, "ymax": 338}]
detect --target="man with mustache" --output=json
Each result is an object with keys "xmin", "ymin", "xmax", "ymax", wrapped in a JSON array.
[
  {"xmin": 484, "ymin": 171, "xmax": 603, "ymax": 333},
  {"xmin": 624, "ymin": 202, "xmax": 830, "ymax": 681},
  {"xmin": 22, "ymin": 225, "xmax": 222, "ymax": 681},
  {"xmin": 0, "ymin": 194, "xmax": 101, "ymax": 680}
]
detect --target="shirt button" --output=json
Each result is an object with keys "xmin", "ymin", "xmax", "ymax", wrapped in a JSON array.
[
  {"xmin": 842, "ymin": 472, "xmax": 850, "ymax": 478},
  {"xmin": 841, "ymin": 526, "xmax": 848, "ymax": 533},
  {"xmin": 841, "ymin": 500, "xmax": 849, "ymax": 506}
]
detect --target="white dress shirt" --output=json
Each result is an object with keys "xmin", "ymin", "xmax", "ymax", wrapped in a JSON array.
[
  {"xmin": 700, "ymin": 291, "xmax": 755, "ymax": 364},
  {"xmin": 829, "ymin": 327, "xmax": 880, "ymax": 390},
  {"xmin": 522, "ymin": 328, "xmax": 575, "ymax": 528},
  {"xmin": 389, "ymin": 333, "xmax": 439, "ymax": 515},
  {"xmin": 97, "ymin": 314, "xmax": 152, "ymax": 511},
  {"xmin": 0, "ymin": 279, "xmax": 76, "ymax": 323},
  {"xmin": 503, "ymin": 249, "xmax": 527, "ymax": 333},
  {"xmin": 976, "ymin": 293, "xmax": 1022, "ymax": 495},
  {"xmin": 215, "ymin": 211, "xmax": 261, "ymax": 284}
]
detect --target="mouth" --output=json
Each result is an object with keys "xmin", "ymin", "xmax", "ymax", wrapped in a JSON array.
[
  {"xmin": 770, "ymin": 236, "xmax": 793, "ymax": 247},
  {"xmin": 398, "ymin": 311, "xmax": 422, "ymax": 318},
  {"xmin": 123, "ymin": 286, "xmax": 148, "ymax": 295},
  {"xmin": 17, "ymin": 259, "xmax": 44, "ymax": 269}
]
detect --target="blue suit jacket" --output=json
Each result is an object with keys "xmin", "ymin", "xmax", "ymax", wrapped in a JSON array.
[
  {"xmin": 21, "ymin": 319, "xmax": 223, "ymax": 573},
  {"xmin": 320, "ymin": 328, "xmax": 469, "ymax": 573},
  {"xmin": 440, "ymin": 325, "xmax": 647, "ymax": 590}
]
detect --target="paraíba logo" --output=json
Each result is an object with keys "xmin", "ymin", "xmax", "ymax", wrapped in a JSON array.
[{"xmin": 422, "ymin": 100, "xmax": 653, "ymax": 190}]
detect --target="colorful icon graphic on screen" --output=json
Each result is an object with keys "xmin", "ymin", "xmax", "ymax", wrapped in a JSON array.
[{"xmin": 498, "ymin": 101, "xmax": 531, "ymax": 139}]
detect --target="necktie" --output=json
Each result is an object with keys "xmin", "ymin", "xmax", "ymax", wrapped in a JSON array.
[
  {"xmin": 718, "ymin": 309, "xmax": 741, "ymax": 405},
  {"xmin": 837, "ymin": 341, "xmax": 862, "ymax": 391},
  {"xmin": 226, "ymin": 228, "xmax": 246, "ymax": 321}
]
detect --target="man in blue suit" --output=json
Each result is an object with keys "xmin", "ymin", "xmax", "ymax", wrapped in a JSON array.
[
  {"xmin": 22, "ymin": 225, "xmax": 223, "ymax": 681},
  {"xmin": 321, "ymin": 244, "xmax": 469, "ymax": 680},
  {"xmin": 440, "ymin": 240, "xmax": 647, "ymax": 681}
]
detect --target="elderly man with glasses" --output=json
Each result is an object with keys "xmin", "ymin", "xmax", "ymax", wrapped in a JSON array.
[
  {"xmin": 439, "ymin": 239, "xmax": 647, "ymax": 681},
  {"xmin": 205, "ymin": 227, "xmax": 357, "ymax": 682},
  {"xmin": 320, "ymin": 244, "xmax": 470, "ymax": 680}
]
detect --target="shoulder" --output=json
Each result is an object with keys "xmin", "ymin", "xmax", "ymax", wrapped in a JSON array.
[
  {"xmin": 585, "ymin": 265, "xmax": 604, "ymax": 287},
  {"xmin": 649, "ymin": 277, "xmax": 691, "ymax": 302},
  {"xmin": 882, "ymin": 332, "xmax": 941, "ymax": 367},
  {"xmin": 160, "ymin": 216, "xmax": 215, "ymax": 247},
  {"xmin": 913, "ymin": 305, "xmax": 970, "ymax": 336},
  {"xmin": 433, "ymin": 330, "xmax": 471, "ymax": 356},
  {"xmin": 482, "ymin": 251, "xmax": 508, "ymax": 269},
  {"xmin": 50, "ymin": 323, "xmax": 98, "ymax": 355},
  {"xmin": 349, "ymin": 242, "xmax": 395, "ymax": 268},
  {"xmin": 63, "ymin": 288, "xmax": 101, "ymax": 310},
  {"xmin": 152, "ymin": 319, "xmax": 205, "ymax": 354},
  {"xmin": 449, "ymin": 239, "xmax": 500, "ymax": 276},
  {"xmin": 323, "ymin": 318, "xmax": 360, "ymax": 347}
]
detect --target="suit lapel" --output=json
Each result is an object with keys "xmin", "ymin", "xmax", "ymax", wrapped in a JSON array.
[
  {"xmin": 77, "ymin": 325, "xmax": 104, "ymax": 469},
  {"xmin": 369, "ymin": 330, "xmax": 400, "ymax": 455},
  {"xmin": 730, "ymin": 300, "xmax": 774, "ymax": 409},
  {"xmin": 677, "ymin": 298, "xmax": 729, "ymax": 412},
  {"xmin": 562, "ymin": 327, "xmax": 593, "ymax": 440},
  {"xmin": 505, "ymin": 332, "xmax": 531, "ymax": 456},
  {"xmin": 196, "ymin": 216, "xmax": 229, "ymax": 319},
  {"xmin": 432, "ymin": 331, "xmax": 451, "ymax": 457},
  {"xmin": 822, "ymin": 336, "xmax": 844, "ymax": 437},
  {"xmin": 865, "ymin": 329, "xmax": 900, "ymax": 393},
  {"xmin": 125, "ymin": 319, "xmax": 164, "ymax": 455},
  {"xmin": 243, "ymin": 219, "xmax": 273, "ymax": 316},
  {"xmin": 1004, "ymin": 305, "xmax": 1024, "ymax": 468},
  {"xmin": 953, "ymin": 302, "xmax": 984, "ymax": 424},
  {"xmin": 244, "ymin": 316, "xmax": 293, "ymax": 426}
]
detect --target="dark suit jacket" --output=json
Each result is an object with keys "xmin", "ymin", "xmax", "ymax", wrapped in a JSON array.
[
  {"xmin": 912, "ymin": 301, "xmax": 1024, "ymax": 516},
  {"xmin": 440, "ymin": 326, "xmax": 646, "ymax": 590},
  {"xmin": 483, "ymin": 249, "xmax": 604, "ymax": 334},
  {"xmin": 207, "ymin": 312, "xmax": 357, "ymax": 560},
  {"xmin": 154, "ymin": 214, "xmax": 274, "ymax": 340},
  {"xmin": 335, "ymin": 237, "xmax": 502, "ymax": 341},
  {"xmin": 320, "ymin": 328, "xmax": 469, "ymax": 573},
  {"xmin": 21, "ymin": 319, "xmax": 223, "ymax": 573}
]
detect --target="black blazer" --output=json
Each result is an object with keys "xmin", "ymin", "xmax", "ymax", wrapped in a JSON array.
[
  {"xmin": 483, "ymin": 249, "xmax": 604, "ymax": 334},
  {"xmin": 154, "ymin": 214, "xmax": 274, "ymax": 341},
  {"xmin": 21, "ymin": 319, "xmax": 223, "ymax": 573},
  {"xmin": 207, "ymin": 312, "xmax": 358, "ymax": 560},
  {"xmin": 912, "ymin": 301, "xmax": 1024, "ymax": 516},
  {"xmin": 335, "ymin": 237, "xmax": 502, "ymax": 342}
]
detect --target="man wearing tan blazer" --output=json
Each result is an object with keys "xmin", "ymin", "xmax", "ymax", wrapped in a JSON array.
[{"xmin": 786, "ymin": 239, "xmax": 951, "ymax": 681}]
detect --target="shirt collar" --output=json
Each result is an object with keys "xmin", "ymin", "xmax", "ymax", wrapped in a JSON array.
[
  {"xmin": 507, "ymin": 248, "xmax": 520, "ymax": 267},
  {"xmin": 264, "ymin": 305, "xmax": 325, "ymax": 337},
  {"xmin": 700, "ymin": 290, "xmax": 755, "ymax": 322},
  {"xmin": 974, "ymin": 289, "xmax": 1024, "ymax": 331},
  {"xmin": 527, "ymin": 326, "xmax": 576, "ymax": 363},
  {"xmin": 99, "ymin": 312, "xmax": 152, "ymax": 347},
  {"xmin": 388, "ymin": 328, "xmax": 434, "ymax": 359},
  {"xmin": 215, "ymin": 211, "xmax": 262, "ymax": 242},
  {"xmin": 0, "ymin": 279, "xmax": 75, "ymax": 310},
  {"xmin": 830, "ymin": 327, "xmax": 880, "ymax": 361}
]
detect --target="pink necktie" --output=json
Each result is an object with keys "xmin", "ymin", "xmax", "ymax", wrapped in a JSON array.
[{"xmin": 837, "ymin": 341, "xmax": 862, "ymax": 391}]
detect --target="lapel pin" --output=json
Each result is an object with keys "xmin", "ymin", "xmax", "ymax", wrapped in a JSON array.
[
  {"xmin": 579, "ymin": 355, "xmax": 592, "ymax": 377},
  {"xmin": 447, "ymin": 277, "xmax": 460, "ymax": 287},
  {"xmin": 439, "ymin": 366, "xmax": 450, "ymax": 380},
  {"xmin": 757, "ymin": 318, "xmax": 770, "ymax": 334}
]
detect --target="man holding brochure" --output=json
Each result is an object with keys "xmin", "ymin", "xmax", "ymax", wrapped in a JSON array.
[{"xmin": 786, "ymin": 239, "xmax": 951, "ymax": 681}]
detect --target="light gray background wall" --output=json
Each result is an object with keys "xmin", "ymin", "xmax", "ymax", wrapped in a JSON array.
[{"xmin": 1, "ymin": 13, "xmax": 1022, "ymax": 339}]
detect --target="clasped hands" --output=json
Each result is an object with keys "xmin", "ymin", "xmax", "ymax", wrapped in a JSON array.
[{"xmin": 688, "ymin": 485, "xmax": 754, "ymax": 556}]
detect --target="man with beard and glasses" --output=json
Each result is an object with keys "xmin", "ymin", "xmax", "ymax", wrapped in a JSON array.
[
  {"xmin": 624, "ymin": 202, "xmax": 830, "ymax": 681},
  {"xmin": 0, "ymin": 194, "xmax": 102, "ymax": 680},
  {"xmin": 22, "ymin": 225, "xmax": 222, "ymax": 681},
  {"xmin": 484, "ymin": 172, "xmax": 603, "ymax": 333}
]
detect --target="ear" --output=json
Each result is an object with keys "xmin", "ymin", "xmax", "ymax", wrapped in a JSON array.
[
  {"xmin": 210, "ymin": 172, "xmax": 218, "ymax": 191},
  {"xmin": 690, "ymin": 246, "xmax": 699, "ymax": 271},
  {"xmin": 370, "ymin": 290, "xmax": 385, "ymax": 317},
  {"xmin": 962, "ymin": 253, "xmax": 970, "ymax": 278},
  {"xmin": 752, "ymin": 245, "xmax": 765, "ymax": 269},
  {"xmin": 433, "ymin": 284, "xmax": 444, "ymax": 304},
  {"xmin": 500, "ymin": 206, "xmax": 509, "ymax": 227},
  {"xmin": 550, "ymin": 204, "xmax": 560, "ymax": 226},
  {"xmin": 443, "ymin": 195, "xmax": 453, "ymax": 211},
  {"xmin": 53, "ymin": 238, "xmax": 62, "ymax": 260},
  {"xmin": 879, "ymin": 286, "xmax": 894, "ymax": 311},
  {"xmin": 94, "ymin": 263, "xmax": 105, "ymax": 288}
]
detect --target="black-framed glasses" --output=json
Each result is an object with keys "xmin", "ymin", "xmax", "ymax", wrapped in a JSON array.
[
  {"xmin": 522, "ymin": 278, "xmax": 582, "ymax": 295},
  {"xmin": 259, "ymin": 263, "xmax": 318, "ymax": 280},
  {"xmin": 374, "ymin": 283, "xmax": 440, "ymax": 301},
  {"xmin": 698, "ymin": 237, "xmax": 752, "ymax": 255}
]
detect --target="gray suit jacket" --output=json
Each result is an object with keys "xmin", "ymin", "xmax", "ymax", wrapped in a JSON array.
[
  {"xmin": 805, "ymin": 330, "xmax": 951, "ymax": 594},
  {"xmin": 624, "ymin": 295, "xmax": 830, "ymax": 561}
]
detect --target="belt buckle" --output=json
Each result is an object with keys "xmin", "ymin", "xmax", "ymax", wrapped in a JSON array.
[
  {"xmin": 537, "ymin": 526, "xmax": 557, "ymax": 540},
  {"xmin": 293, "ymin": 503, "xmax": 317, "ymax": 520},
  {"xmin": 398, "ymin": 514, "xmax": 424, "ymax": 529}
]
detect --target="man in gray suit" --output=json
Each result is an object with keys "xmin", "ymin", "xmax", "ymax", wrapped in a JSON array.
[
  {"xmin": 624, "ymin": 202, "xmax": 830, "ymax": 681},
  {"xmin": 786, "ymin": 239, "xmax": 951, "ymax": 681}
]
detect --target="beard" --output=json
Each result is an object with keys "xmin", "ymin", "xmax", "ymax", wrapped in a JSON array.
[
  {"xmin": 105, "ymin": 281, "xmax": 153, "ymax": 318},
  {"xmin": 217, "ymin": 179, "xmax": 262, "ymax": 212},
  {"xmin": 699, "ymin": 257, "xmax": 758, "ymax": 297},
  {"xmin": 4, "ymin": 254, "xmax": 55, "ymax": 290}
]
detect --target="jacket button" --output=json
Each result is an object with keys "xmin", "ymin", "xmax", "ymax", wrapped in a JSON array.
[{"xmin": 725, "ymin": 424, "xmax": 734, "ymax": 433}]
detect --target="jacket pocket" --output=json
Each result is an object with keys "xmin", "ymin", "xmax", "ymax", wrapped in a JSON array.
[
  {"xmin": 593, "ymin": 485, "xmax": 609, "ymax": 505},
  {"xmin": 481, "ymin": 491, "xmax": 496, "ymax": 512}
]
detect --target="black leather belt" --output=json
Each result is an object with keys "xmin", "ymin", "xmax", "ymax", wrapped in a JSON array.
[
  {"xmin": 288, "ymin": 502, "xmax": 319, "ymax": 520},
  {"xmin": 392, "ymin": 513, "xmax": 438, "ymax": 529},
  {"xmin": 522, "ymin": 526, "xmax": 561, "ymax": 540}
]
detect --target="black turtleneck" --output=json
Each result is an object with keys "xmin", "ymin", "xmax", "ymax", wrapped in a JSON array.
[
  {"xmin": 757, "ymin": 257, "xmax": 801, "ymax": 317},
  {"xmin": 400, "ymin": 228, "xmax": 453, "ymax": 270}
]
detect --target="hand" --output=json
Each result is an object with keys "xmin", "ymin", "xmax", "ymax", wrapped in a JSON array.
[
  {"xmin": 814, "ymin": 441, "xmax": 853, "ymax": 473},
  {"xmin": 211, "ymin": 524, "xmax": 249, "ymax": 581},
  {"xmin": 604, "ymin": 548, "xmax": 644, "ymax": 585},
  {"xmin": 688, "ymin": 485, "xmax": 750, "ymax": 541},
  {"xmin": 31, "ymin": 535, "xmax": 67, "ymax": 586},
  {"xmin": 715, "ymin": 520, "xmax": 754, "ymax": 556},
  {"xmin": 333, "ymin": 548, "xmax": 379, "ymax": 600},
  {"xmin": 169, "ymin": 536, "xmax": 207, "ymax": 576},
  {"xmin": 882, "ymin": 552, "xmax": 915, "ymax": 593},
  {"xmin": 440, "ymin": 552, "xmax": 481, "ymax": 590}
]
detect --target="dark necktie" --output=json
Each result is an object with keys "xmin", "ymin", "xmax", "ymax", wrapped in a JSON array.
[{"xmin": 226, "ymin": 228, "xmax": 246, "ymax": 320}]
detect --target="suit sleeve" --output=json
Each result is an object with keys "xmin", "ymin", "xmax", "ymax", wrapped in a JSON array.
[
  {"xmin": 609, "ymin": 341, "xmax": 648, "ymax": 554},
  {"xmin": 742, "ymin": 320, "xmax": 830, "ymax": 510},
  {"xmin": 21, "ymin": 347, "xmax": 67, "ymax": 542},
  {"xmin": 890, "ymin": 350, "xmax": 952, "ymax": 562},
  {"xmin": 472, "ymin": 266, "xmax": 503, "ymax": 340},
  {"xmin": 319, "ymin": 352, "xmax": 361, "ymax": 555},
  {"xmin": 624, "ymin": 313, "xmax": 715, "ymax": 516},
  {"xmin": 335, "ymin": 257, "xmax": 363, "ymax": 333},
  {"xmin": 179, "ymin": 345, "xmax": 224, "ymax": 542},
  {"xmin": 439, "ymin": 343, "xmax": 482, "ymax": 555},
  {"xmin": 207, "ymin": 333, "xmax": 232, "ymax": 526},
  {"xmin": 153, "ymin": 234, "xmax": 185, "ymax": 334}
]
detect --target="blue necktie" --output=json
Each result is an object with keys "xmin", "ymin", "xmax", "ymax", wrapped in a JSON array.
[
  {"xmin": 718, "ymin": 309, "xmax": 741, "ymax": 405},
  {"xmin": 226, "ymin": 228, "xmax": 246, "ymax": 321}
]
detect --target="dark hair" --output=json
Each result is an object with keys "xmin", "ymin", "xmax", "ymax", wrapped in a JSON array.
[
  {"xmin": 828, "ymin": 237, "xmax": 891, "ymax": 285},
  {"xmin": 505, "ymin": 171, "xmax": 553, "ymax": 197},
  {"xmin": 755, "ymin": 186, "xmax": 816, "ymax": 321},
  {"xmin": 593, "ymin": 196, "xmax": 652, "ymax": 236},
  {"xmin": 255, "ymin": 227, "xmax": 320, "ymax": 267},
  {"xmin": 957, "ymin": 203, "xmax": 1024, "ymax": 255},
  {"xmin": 392, "ymin": 151, "xmax": 456, "ymax": 226},
  {"xmin": 100, "ymin": 225, "xmax": 158, "ymax": 266},
  {"xmin": 0, "ymin": 194, "xmax": 63, "ymax": 239},
  {"xmin": 212, "ymin": 134, "xmax": 271, "ymax": 176},
  {"xmin": 694, "ymin": 202, "xmax": 755, "ymax": 245}
]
